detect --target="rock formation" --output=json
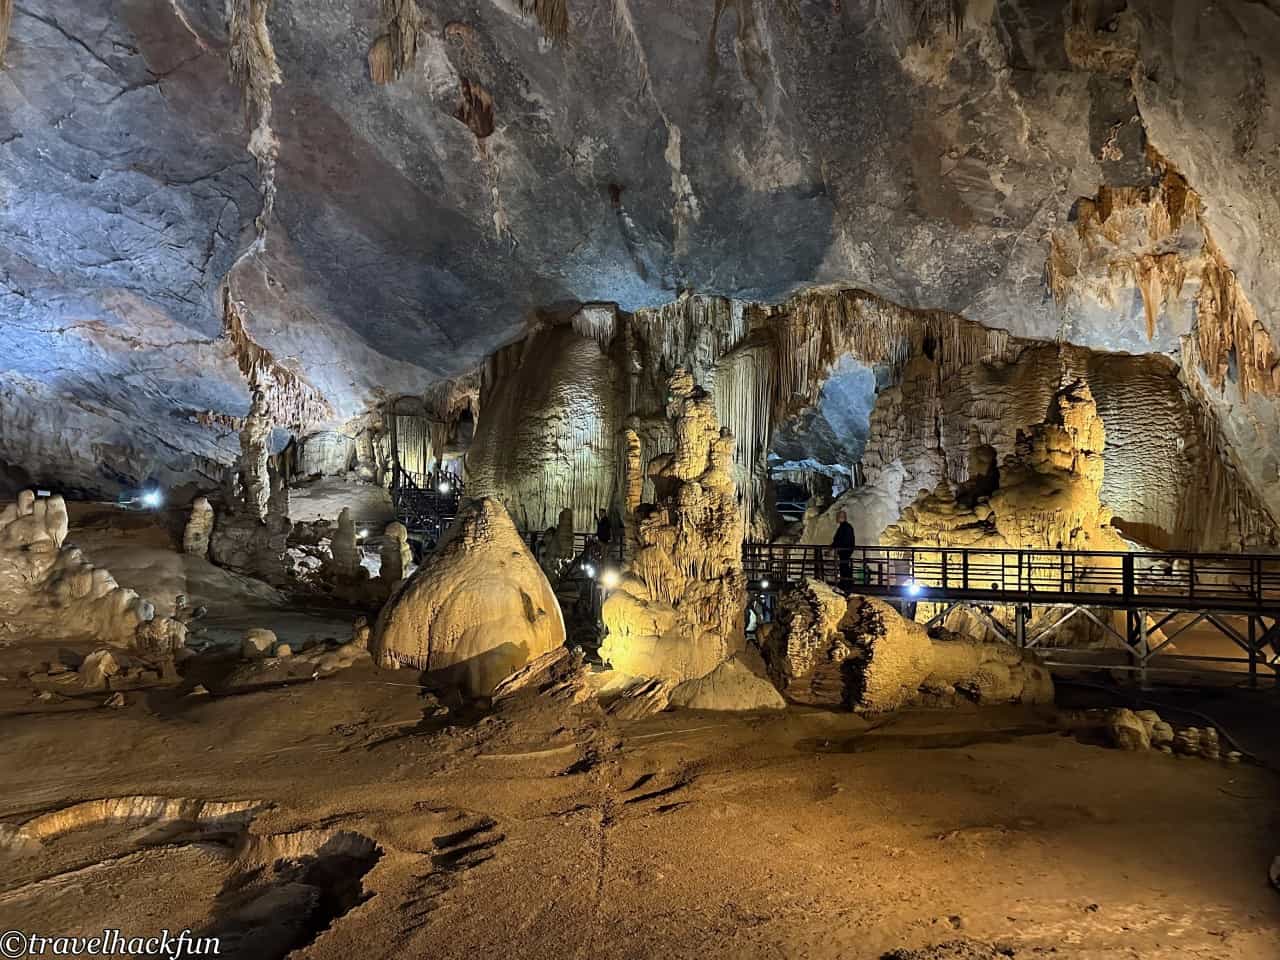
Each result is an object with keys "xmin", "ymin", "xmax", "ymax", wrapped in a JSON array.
[
  {"xmin": 372, "ymin": 498, "xmax": 565, "ymax": 697},
  {"xmin": 0, "ymin": 491, "xmax": 183, "ymax": 651},
  {"xmin": 330, "ymin": 507, "xmax": 360, "ymax": 580},
  {"xmin": 881, "ymin": 379, "xmax": 1130, "ymax": 554},
  {"xmin": 667, "ymin": 657, "xmax": 786, "ymax": 712},
  {"xmin": 599, "ymin": 370, "xmax": 748, "ymax": 683},
  {"xmin": 760, "ymin": 581, "xmax": 1052, "ymax": 712},
  {"xmin": 379, "ymin": 522, "xmax": 412, "ymax": 583},
  {"xmin": 182, "ymin": 497, "xmax": 214, "ymax": 558},
  {"xmin": 239, "ymin": 389, "xmax": 272, "ymax": 523}
]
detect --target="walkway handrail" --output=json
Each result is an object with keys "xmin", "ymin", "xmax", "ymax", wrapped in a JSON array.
[{"xmin": 740, "ymin": 542, "xmax": 1280, "ymax": 614}]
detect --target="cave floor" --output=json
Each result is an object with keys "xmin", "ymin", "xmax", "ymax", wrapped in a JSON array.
[
  {"xmin": 2, "ymin": 669, "xmax": 1278, "ymax": 960},
  {"xmin": 1, "ymin": 512, "xmax": 1278, "ymax": 959}
]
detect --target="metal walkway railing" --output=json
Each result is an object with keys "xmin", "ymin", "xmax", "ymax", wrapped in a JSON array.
[
  {"xmin": 741, "ymin": 542, "xmax": 1280, "ymax": 686},
  {"xmin": 390, "ymin": 467, "xmax": 463, "ymax": 543},
  {"xmin": 741, "ymin": 543, "xmax": 1280, "ymax": 614}
]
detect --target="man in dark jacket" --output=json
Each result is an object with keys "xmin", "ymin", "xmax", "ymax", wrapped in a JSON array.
[
  {"xmin": 831, "ymin": 509, "xmax": 856, "ymax": 590},
  {"xmin": 596, "ymin": 508, "xmax": 612, "ymax": 544}
]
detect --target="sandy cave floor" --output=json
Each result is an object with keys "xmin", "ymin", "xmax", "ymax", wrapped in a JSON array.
[{"xmin": 0, "ymin": 510, "xmax": 1278, "ymax": 959}]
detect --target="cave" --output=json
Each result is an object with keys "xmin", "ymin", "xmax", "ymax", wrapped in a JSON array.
[{"xmin": 3, "ymin": 2, "xmax": 1280, "ymax": 958}]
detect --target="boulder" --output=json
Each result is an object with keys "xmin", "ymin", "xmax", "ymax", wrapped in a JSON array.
[
  {"xmin": 492, "ymin": 647, "xmax": 591, "ymax": 706},
  {"xmin": 606, "ymin": 678, "xmax": 675, "ymax": 719},
  {"xmin": 372, "ymin": 498, "xmax": 566, "ymax": 697},
  {"xmin": 1107, "ymin": 708, "xmax": 1152, "ymax": 751},
  {"xmin": 242, "ymin": 628, "xmax": 277, "ymax": 660},
  {"xmin": 845, "ymin": 598, "xmax": 936, "ymax": 713},
  {"xmin": 79, "ymin": 649, "xmax": 122, "ymax": 690},
  {"xmin": 668, "ymin": 658, "xmax": 786, "ymax": 712}
]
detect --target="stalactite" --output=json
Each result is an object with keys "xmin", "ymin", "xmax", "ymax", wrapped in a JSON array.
[
  {"xmin": 628, "ymin": 294, "xmax": 748, "ymax": 393},
  {"xmin": 227, "ymin": 0, "xmax": 281, "ymax": 253},
  {"xmin": 571, "ymin": 304, "xmax": 618, "ymax": 347},
  {"xmin": 221, "ymin": 287, "xmax": 332, "ymax": 429},
  {"xmin": 0, "ymin": 0, "xmax": 13, "ymax": 66},
  {"xmin": 228, "ymin": 0, "xmax": 280, "ymax": 118},
  {"xmin": 1196, "ymin": 233, "xmax": 1280, "ymax": 400},
  {"xmin": 610, "ymin": 0, "xmax": 650, "ymax": 95},
  {"xmin": 1051, "ymin": 149, "xmax": 1279, "ymax": 396},
  {"xmin": 773, "ymin": 288, "xmax": 1009, "ymax": 425},
  {"xmin": 519, "ymin": 0, "xmax": 569, "ymax": 43},
  {"xmin": 369, "ymin": 0, "xmax": 424, "ymax": 85},
  {"xmin": 1134, "ymin": 253, "xmax": 1185, "ymax": 342}
]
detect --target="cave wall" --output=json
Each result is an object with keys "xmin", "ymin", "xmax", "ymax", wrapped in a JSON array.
[{"xmin": 4, "ymin": 0, "xmax": 1280, "ymax": 516}]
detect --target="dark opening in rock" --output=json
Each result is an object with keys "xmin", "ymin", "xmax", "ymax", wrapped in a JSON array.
[{"xmin": 454, "ymin": 79, "xmax": 495, "ymax": 139}]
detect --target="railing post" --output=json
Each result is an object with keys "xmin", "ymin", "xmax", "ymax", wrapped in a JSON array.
[
  {"xmin": 1122, "ymin": 554, "xmax": 1135, "ymax": 603},
  {"xmin": 1248, "ymin": 614, "xmax": 1258, "ymax": 690},
  {"xmin": 942, "ymin": 550, "xmax": 948, "ymax": 590},
  {"xmin": 1138, "ymin": 609, "xmax": 1150, "ymax": 691},
  {"xmin": 962, "ymin": 550, "xmax": 969, "ymax": 592},
  {"xmin": 1016, "ymin": 604, "xmax": 1026, "ymax": 648}
]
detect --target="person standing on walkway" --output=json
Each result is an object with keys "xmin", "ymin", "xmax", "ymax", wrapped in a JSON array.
[{"xmin": 832, "ymin": 509, "xmax": 855, "ymax": 591}]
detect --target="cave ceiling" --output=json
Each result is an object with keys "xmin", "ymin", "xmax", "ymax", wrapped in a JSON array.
[{"xmin": 2, "ymin": 0, "xmax": 1280, "ymax": 496}]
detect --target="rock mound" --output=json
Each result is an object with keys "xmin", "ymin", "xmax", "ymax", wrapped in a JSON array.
[
  {"xmin": 668, "ymin": 657, "xmax": 786, "ymax": 712},
  {"xmin": 372, "ymin": 498, "xmax": 565, "ymax": 697}
]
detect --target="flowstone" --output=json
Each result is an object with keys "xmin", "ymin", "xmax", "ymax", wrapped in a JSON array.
[
  {"xmin": 372, "ymin": 497, "xmax": 565, "ymax": 697},
  {"xmin": 599, "ymin": 371, "xmax": 749, "ymax": 684},
  {"xmin": 0, "ymin": 491, "xmax": 183, "ymax": 651}
]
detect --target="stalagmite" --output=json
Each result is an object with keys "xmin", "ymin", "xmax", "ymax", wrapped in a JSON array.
[
  {"xmin": 380, "ymin": 521, "xmax": 412, "ymax": 582},
  {"xmin": 0, "ymin": 491, "xmax": 182, "ymax": 650},
  {"xmin": 183, "ymin": 497, "xmax": 214, "ymax": 558},
  {"xmin": 372, "ymin": 498, "xmax": 565, "ymax": 697},
  {"xmin": 600, "ymin": 370, "xmax": 761, "ymax": 689},
  {"xmin": 881, "ymin": 378, "xmax": 1129, "ymax": 554},
  {"xmin": 239, "ymin": 389, "xmax": 271, "ymax": 523},
  {"xmin": 331, "ymin": 507, "xmax": 359, "ymax": 580}
]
